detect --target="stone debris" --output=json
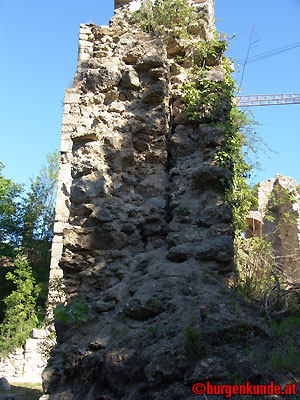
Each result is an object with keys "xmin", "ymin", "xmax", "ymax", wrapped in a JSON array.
[{"xmin": 0, "ymin": 329, "xmax": 48, "ymax": 384}]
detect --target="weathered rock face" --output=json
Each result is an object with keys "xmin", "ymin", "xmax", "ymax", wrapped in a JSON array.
[
  {"xmin": 41, "ymin": 3, "xmax": 267, "ymax": 399},
  {"xmin": 246, "ymin": 174, "xmax": 300, "ymax": 281}
]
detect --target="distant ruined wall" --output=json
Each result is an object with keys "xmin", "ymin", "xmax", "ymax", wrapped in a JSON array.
[
  {"xmin": 246, "ymin": 174, "xmax": 300, "ymax": 281},
  {"xmin": 42, "ymin": 1, "xmax": 239, "ymax": 399},
  {"xmin": 0, "ymin": 329, "xmax": 48, "ymax": 384}
]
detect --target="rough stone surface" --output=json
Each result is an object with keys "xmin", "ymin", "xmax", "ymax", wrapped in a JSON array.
[
  {"xmin": 41, "ymin": 2, "xmax": 287, "ymax": 399},
  {"xmin": 0, "ymin": 377, "xmax": 10, "ymax": 391}
]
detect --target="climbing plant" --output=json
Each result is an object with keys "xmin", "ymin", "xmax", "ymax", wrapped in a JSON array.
[{"xmin": 180, "ymin": 35, "xmax": 258, "ymax": 233}]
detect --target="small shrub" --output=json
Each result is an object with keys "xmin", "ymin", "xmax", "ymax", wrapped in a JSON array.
[
  {"xmin": 183, "ymin": 324, "xmax": 206, "ymax": 359},
  {"xmin": 54, "ymin": 295, "xmax": 97, "ymax": 327},
  {"xmin": 234, "ymin": 236, "xmax": 275, "ymax": 302},
  {"xmin": 269, "ymin": 316, "xmax": 300, "ymax": 339},
  {"xmin": 131, "ymin": 0, "xmax": 197, "ymax": 38},
  {"xmin": 269, "ymin": 342, "xmax": 300, "ymax": 373},
  {"xmin": 0, "ymin": 255, "xmax": 40, "ymax": 357}
]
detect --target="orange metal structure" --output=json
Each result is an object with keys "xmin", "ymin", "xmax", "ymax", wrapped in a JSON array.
[{"xmin": 236, "ymin": 93, "xmax": 300, "ymax": 107}]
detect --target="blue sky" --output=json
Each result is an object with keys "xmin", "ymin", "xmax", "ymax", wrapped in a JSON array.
[{"xmin": 0, "ymin": 0, "xmax": 299, "ymax": 188}]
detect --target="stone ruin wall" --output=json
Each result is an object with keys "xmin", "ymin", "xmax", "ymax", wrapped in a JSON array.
[
  {"xmin": 37, "ymin": 1, "xmax": 264, "ymax": 398},
  {"xmin": 0, "ymin": 329, "xmax": 48, "ymax": 384},
  {"xmin": 48, "ymin": 0, "xmax": 219, "ymax": 312},
  {"xmin": 247, "ymin": 174, "xmax": 300, "ymax": 282}
]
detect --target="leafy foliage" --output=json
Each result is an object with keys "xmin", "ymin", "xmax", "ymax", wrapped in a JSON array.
[
  {"xmin": 54, "ymin": 296, "xmax": 97, "ymax": 327},
  {"xmin": 0, "ymin": 163, "xmax": 23, "ymax": 257},
  {"xmin": 181, "ymin": 35, "xmax": 258, "ymax": 233},
  {"xmin": 21, "ymin": 151, "xmax": 59, "ymax": 315},
  {"xmin": 234, "ymin": 236, "xmax": 275, "ymax": 302},
  {"xmin": 182, "ymin": 78, "xmax": 233, "ymax": 122},
  {"xmin": 0, "ymin": 150, "xmax": 59, "ymax": 330},
  {"xmin": 0, "ymin": 255, "xmax": 40, "ymax": 356},
  {"xmin": 216, "ymin": 108, "xmax": 258, "ymax": 232},
  {"xmin": 131, "ymin": 0, "xmax": 197, "ymax": 38},
  {"xmin": 22, "ymin": 151, "xmax": 59, "ymax": 248}
]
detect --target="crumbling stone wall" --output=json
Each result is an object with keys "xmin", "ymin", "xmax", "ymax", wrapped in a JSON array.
[
  {"xmin": 0, "ymin": 329, "xmax": 47, "ymax": 384},
  {"xmin": 246, "ymin": 174, "xmax": 300, "ymax": 281},
  {"xmin": 41, "ymin": 2, "xmax": 261, "ymax": 399}
]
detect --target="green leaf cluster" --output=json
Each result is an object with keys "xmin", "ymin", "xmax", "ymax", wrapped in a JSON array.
[
  {"xmin": 180, "ymin": 35, "xmax": 257, "ymax": 233},
  {"xmin": 0, "ymin": 163, "xmax": 23, "ymax": 256},
  {"xmin": 54, "ymin": 296, "xmax": 97, "ymax": 327},
  {"xmin": 0, "ymin": 255, "xmax": 40, "ymax": 356},
  {"xmin": 194, "ymin": 35, "xmax": 228, "ymax": 65},
  {"xmin": 182, "ymin": 79, "xmax": 233, "ymax": 122},
  {"xmin": 0, "ymin": 151, "xmax": 59, "ymax": 343},
  {"xmin": 131, "ymin": 0, "xmax": 197, "ymax": 38},
  {"xmin": 216, "ymin": 107, "xmax": 258, "ymax": 232}
]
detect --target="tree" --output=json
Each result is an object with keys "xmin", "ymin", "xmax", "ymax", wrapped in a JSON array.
[
  {"xmin": 21, "ymin": 150, "xmax": 60, "ymax": 316},
  {"xmin": 0, "ymin": 162, "xmax": 23, "ymax": 257},
  {"xmin": 0, "ymin": 164, "xmax": 23, "ymax": 321},
  {"xmin": 0, "ymin": 150, "xmax": 59, "ymax": 323},
  {"xmin": 0, "ymin": 255, "xmax": 40, "ymax": 356},
  {"xmin": 22, "ymin": 151, "xmax": 59, "ymax": 248}
]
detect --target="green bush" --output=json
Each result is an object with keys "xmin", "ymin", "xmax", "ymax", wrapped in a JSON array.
[
  {"xmin": 54, "ymin": 296, "xmax": 97, "ymax": 327},
  {"xmin": 0, "ymin": 255, "xmax": 40, "ymax": 356},
  {"xmin": 131, "ymin": 0, "xmax": 197, "ymax": 38},
  {"xmin": 234, "ymin": 236, "xmax": 275, "ymax": 302}
]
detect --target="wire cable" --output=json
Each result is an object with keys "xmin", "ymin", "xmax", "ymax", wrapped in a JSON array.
[{"xmin": 236, "ymin": 42, "xmax": 300, "ymax": 66}]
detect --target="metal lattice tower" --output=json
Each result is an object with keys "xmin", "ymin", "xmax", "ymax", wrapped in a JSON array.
[{"xmin": 236, "ymin": 93, "xmax": 300, "ymax": 107}]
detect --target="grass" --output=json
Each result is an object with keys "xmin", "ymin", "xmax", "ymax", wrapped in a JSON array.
[{"xmin": 0, "ymin": 382, "xmax": 43, "ymax": 400}]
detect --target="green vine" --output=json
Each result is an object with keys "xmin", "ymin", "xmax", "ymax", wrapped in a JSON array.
[
  {"xmin": 181, "ymin": 36, "xmax": 258, "ymax": 233},
  {"xmin": 216, "ymin": 107, "xmax": 258, "ymax": 232}
]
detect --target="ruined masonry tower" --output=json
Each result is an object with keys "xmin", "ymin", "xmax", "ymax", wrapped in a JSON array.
[
  {"xmin": 48, "ymin": 0, "xmax": 216, "ymax": 315},
  {"xmin": 43, "ymin": 0, "xmax": 241, "ymax": 398}
]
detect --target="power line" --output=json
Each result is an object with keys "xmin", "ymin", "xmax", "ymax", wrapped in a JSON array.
[{"xmin": 236, "ymin": 42, "xmax": 300, "ymax": 66}]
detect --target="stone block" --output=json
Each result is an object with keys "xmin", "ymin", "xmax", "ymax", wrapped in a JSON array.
[
  {"xmin": 50, "ymin": 241, "xmax": 63, "ymax": 259},
  {"xmin": 108, "ymin": 102, "xmax": 125, "ymax": 113},
  {"xmin": 62, "ymin": 114, "xmax": 79, "ymax": 125},
  {"xmin": 79, "ymin": 40, "xmax": 93, "ymax": 48},
  {"xmin": 53, "ymin": 222, "xmax": 65, "ymax": 235},
  {"xmin": 79, "ymin": 33, "xmax": 89, "ymax": 41},
  {"xmin": 78, "ymin": 52, "xmax": 91, "ymax": 62},
  {"xmin": 31, "ymin": 329, "xmax": 48, "ymax": 340},
  {"xmin": 24, "ymin": 338, "xmax": 38, "ymax": 353},
  {"xmin": 60, "ymin": 139, "xmax": 72, "ymax": 153},
  {"xmin": 64, "ymin": 90, "xmax": 80, "ymax": 104},
  {"xmin": 142, "ymin": 84, "xmax": 167, "ymax": 104},
  {"xmin": 12, "ymin": 348, "xmax": 23, "ymax": 356}
]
